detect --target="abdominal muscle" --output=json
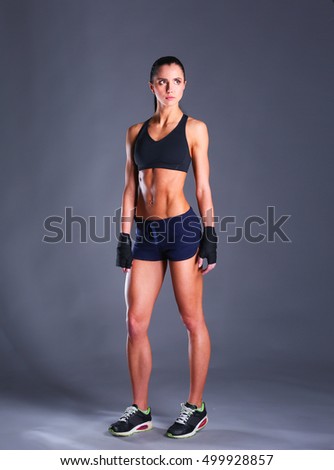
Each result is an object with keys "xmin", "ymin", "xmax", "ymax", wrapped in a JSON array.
[{"xmin": 135, "ymin": 168, "xmax": 190, "ymax": 220}]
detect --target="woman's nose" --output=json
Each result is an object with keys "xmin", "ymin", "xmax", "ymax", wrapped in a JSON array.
[{"xmin": 166, "ymin": 83, "xmax": 174, "ymax": 93}]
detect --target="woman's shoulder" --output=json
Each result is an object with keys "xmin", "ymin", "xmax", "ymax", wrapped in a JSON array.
[
  {"xmin": 127, "ymin": 120, "xmax": 147, "ymax": 133},
  {"xmin": 126, "ymin": 119, "xmax": 148, "ymax": 143},
  {"xmin": 186, "ymin": 115, "xmax": 209, "ymax": 137}
]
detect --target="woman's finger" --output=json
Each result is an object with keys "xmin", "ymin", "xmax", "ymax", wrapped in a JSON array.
[{"xmin": 201, "ymin": 262, "xmax": 217, "ymax": 275}]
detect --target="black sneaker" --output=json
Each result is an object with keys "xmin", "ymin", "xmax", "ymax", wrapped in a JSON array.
[
  {"xmin": 108, "ymin": 404, "xmax": 153, "ymax": 437},
  {"xmin": 166, "ymin": 402, "xmax": 208, "ymax": 438}
]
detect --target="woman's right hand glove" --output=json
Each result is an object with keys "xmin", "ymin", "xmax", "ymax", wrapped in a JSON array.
[{"xmin": 116, "ymin": 232, "xmax": 133, "ymax": 271}]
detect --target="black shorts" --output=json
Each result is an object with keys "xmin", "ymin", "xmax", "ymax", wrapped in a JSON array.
[{"xmin": 132, "ymin": 206, "xmax": 202, "ymax": 261}]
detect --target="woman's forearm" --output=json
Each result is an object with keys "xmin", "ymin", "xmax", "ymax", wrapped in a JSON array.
[
  {"xmin": 121, "ymin": 187, "xmax": 136, "ymax": 234},
  {"xmin": 196, "ymin": 185, "xmax": 215, "ymax": 227}
]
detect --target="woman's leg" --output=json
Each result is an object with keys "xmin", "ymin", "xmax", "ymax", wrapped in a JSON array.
[
  {"xmin": 125, "ymin": 258, "xmax": 167, "ymax": 410},
  {"xmin": 169, "ymin": 252, "xmax": 211, "ymax": 408}
]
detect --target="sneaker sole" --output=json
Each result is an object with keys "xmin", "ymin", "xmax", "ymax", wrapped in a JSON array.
[
  {"xmin": 166, "ymin": 415, "xmax": 208, "ymax": 439},
  {"xmin": 109, "ymin": 420, "xmax": 153, "ymax": 437}
]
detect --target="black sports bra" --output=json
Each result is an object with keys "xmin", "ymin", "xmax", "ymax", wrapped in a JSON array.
[{"xmin": 133, "ymin": 113, "xmax": 192, "ymax": 173}]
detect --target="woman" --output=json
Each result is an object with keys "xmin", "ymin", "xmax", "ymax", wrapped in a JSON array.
[{"xmin": 109, "ymin": 56, "xmax": 218, "ymax": 439}]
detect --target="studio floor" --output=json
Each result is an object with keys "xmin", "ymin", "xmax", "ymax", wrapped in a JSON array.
[{"xmin": 1, "ymin": 372, "xmax": 333, "ymax": 450}]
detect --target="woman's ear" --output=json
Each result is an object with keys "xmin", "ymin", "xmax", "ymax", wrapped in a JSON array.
[{"xmin": 148, "ymin": 81, "xmax": 155, "ymax": 94}]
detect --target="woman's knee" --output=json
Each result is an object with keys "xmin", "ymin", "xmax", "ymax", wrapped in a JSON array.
[
  {"xmin": 127, "ymin": 311, "xmax": 149, "ymax": 339},
  {"xmin": 180, "ymin": 311, "xmax": 206, "ymax": 333}
]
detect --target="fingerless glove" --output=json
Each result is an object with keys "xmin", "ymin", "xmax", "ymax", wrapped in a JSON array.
[
  {"xmin": 198, "ymin": 226, "xmax": 218, "ymax": 264},
  {"xmin": 116, "ymin": 232, "xmax": 133, "ymax": 268}
]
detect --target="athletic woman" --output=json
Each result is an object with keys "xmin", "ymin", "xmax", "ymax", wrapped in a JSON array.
[{"xmin": 109, "ymin": 56, "xmax": 218, "ymax": 439}]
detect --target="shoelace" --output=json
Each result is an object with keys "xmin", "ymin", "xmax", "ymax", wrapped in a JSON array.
[
  {"xmin": 119, "ymin": 406, "xmax": 138, "ymax": 422},
  {"xmin": 175, "ymin": 403, "xmax": 195, "ymax": 425}
]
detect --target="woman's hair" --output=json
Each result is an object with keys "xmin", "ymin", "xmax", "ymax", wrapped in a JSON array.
[{"xmin": 149, "ymin": 56, "xmax": 186, "ymax": 111}]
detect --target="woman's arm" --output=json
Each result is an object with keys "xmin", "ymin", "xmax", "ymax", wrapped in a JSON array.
[
  {"xmin": 190, "ymin": 120, "xmax": 215, "ymax": 227},
  {"xmin": 120, "ymin": 125, "xmax": 140, "ymax": 234},
  {"xmin": 190, "ymin": 119, "xmax": 217, "ymax": 274}
]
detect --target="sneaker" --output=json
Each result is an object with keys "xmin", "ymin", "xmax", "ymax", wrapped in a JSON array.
[
  {"xmin": 108, "ymin": 404, "xmax": 153, "ymax": 437},
  {"xmin": 166, "ymin": 402, "xmax": 208, "ymax": 438}
]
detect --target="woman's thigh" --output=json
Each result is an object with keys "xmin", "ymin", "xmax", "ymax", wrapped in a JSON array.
[
  {"xmin": 169, "ymin": 251, "xmax": 203, "ymax": 318},
  {"xmin": 125, "ymin": 259, "xmax": 167, "ymax": 324}
]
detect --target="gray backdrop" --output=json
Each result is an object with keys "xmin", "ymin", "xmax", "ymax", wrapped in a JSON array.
[{"xmin": 1, "ymin": 0, "xmax": 333, "ymax": 450}]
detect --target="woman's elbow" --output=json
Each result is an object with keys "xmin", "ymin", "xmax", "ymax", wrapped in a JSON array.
[{"xmin": 196, "ymin": 184, "xmax": 212, "ymax": 200}]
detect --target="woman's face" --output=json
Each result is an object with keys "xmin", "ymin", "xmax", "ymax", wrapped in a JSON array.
[{"xmin": 149, "ymin": 63, "xmax": 186, "ymax": 108}]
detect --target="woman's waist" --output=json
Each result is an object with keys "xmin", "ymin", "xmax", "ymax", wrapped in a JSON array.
[{"xmin": 135, "ymin": 195, "xmax": 191, "ymax": 222}]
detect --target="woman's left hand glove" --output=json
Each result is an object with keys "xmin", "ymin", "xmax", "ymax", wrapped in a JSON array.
[{"xmin": 198, "ymin": 226, "xmax": 218, "ymax": 274}]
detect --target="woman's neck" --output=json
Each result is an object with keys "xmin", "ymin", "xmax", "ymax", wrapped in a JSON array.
[{"xmin": 153, "ymin": 106, "xmax": 183, "ymax": 125}]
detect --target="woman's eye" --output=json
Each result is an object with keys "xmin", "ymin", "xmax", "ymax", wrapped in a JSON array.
[{"xmin": 157, "ymin": 79, "xmax": 181, "ymax": 85}]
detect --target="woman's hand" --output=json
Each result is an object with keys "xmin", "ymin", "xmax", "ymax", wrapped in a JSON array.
[
  {"xmin": 198, "ymin": 258, "xmax": 216, "ymax": 275},
  {"xmin": 116, "ymin": 232, "xmax": 133, "ymax": 273},
  {"xmin": 198, "ymin": 226, "xmax": 218, "ymax": 275}
]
